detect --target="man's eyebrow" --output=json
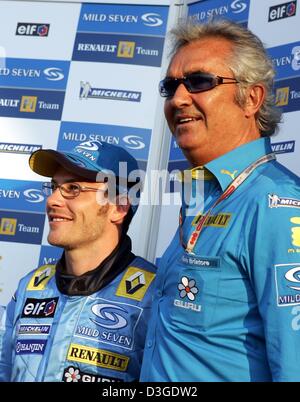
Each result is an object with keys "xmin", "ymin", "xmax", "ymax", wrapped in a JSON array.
[
  {"xmin": 51, "ymin": 178, "xmax": 81, "ymax": 184},
  {"xmin": 165, "ymin": 70, "xmax": 208, "ymax": 78}
]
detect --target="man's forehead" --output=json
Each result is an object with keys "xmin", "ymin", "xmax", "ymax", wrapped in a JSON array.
[
  {"xmin": 168, "ymin": 37, "xmax": 233, "ymax": 74},
  {"xmin": 52, "ymin": 166, "xmax": 91, "ymax": 183}
]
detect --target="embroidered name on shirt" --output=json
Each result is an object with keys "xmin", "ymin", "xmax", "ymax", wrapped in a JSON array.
[{"xmin": 181, "ymin": 255, "xmax": 220, "ymax": 268}]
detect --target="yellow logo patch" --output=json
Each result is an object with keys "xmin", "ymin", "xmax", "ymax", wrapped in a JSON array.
[
  {"xmin": 115, "ymin": 267, "xmax": 155, "ymax": 301},
  {"xmin": 275, "ymin": 87, "xmax": 290, "ymax": 107},
  {"xmin": 27, "ymin": 265, "xmax": 56, "ymax": 291},
  {"xmin": 0, "ymin": 218, "xmax": 17, "ymax": 235},
  {"xmin": 67, "ymin": 344, "xmax": 129, "ymax": 372},
  {"xmin": 117, "ymin": 41, "xmax": 135, "ymax": 58},
  {"xmin": 20, "ymin": 96, "xmax": 37, "ymax": 112},
  {"xmin": 291, "ymin": 217, "xmax": 300, "ymax": 247},
  {"xmin": 192, "ymin": 213, "xmax": 232, "ymax": 228}
]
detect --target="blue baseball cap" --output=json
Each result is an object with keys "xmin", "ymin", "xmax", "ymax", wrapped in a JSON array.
[{"xmin": 29, "ymin": 141, "xmax": 141, "ymax": 213}]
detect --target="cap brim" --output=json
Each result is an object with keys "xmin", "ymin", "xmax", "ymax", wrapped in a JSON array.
[{"xmin": 29, "ymin": 149, "xmax": 98, "ymax": 180}]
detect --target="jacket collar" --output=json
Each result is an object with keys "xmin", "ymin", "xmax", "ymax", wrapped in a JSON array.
[
  {"xmin": 55, "ymin": 235, "xmax": 135, "ymax": 296},
  {"xmin": 205, "ymin": 137, "xmax": 273, "ymax": 191}
]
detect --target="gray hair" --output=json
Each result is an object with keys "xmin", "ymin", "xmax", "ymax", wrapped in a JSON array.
[{"xmin": 168, "ymin": 19, "xmax": 282, "ymax": 136}]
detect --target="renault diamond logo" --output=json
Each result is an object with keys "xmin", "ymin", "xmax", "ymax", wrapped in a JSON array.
[{"xmin": 126, "ymin": 271, "xmax": 146, "ymax": 294}]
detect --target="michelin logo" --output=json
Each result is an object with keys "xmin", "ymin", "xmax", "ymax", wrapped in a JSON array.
[
  {"xmin": 0, "ymin": 143, "xmax": 41, "ymax": 154},
  {"xmin": 269, "ymin": 194, "xmax": 300, "ymax": 209},
  {"xmin": 79, "ymin": 81, "xmax": 141, "ymax": 102},
  {"xmin": 271, "ymin": 140, "xmax": 295, "ymax": 154}
]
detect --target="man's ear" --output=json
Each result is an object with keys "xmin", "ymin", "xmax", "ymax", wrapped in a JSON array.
[
  {"xmin": 110, "ymin": 195, "xmax": 130, "ymax": 225},
  {"xmin": 244, "ymin": 84, "xmax": 265, "ymax": 118}
]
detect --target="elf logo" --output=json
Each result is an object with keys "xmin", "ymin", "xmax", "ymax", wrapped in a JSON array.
[
  {"xmin": 268, "ymin": 1, "xmax": 297, "ymax": 22},
  {"xmin": 21, "ymin": 297, "xmax": 58, "ymax": 318},
  {"xmin": 16, "ymin": 23, "xmax": 50, "ymax": 37}
]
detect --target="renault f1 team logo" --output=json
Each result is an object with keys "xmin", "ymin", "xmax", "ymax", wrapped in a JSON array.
[
  {"xmin": 275, "ymin": 87, "xmax": 290, "ymax": 106},
  {"xmin": 117, "ymin": 41, "xmax": 135, "ymax": 58},
  {"xmin": 20, "ymin": 96, "xmax": 37, "ymax": 112},
  {"xmin": 0, "ymin": 218, "xmax": 17, "ymax": 235},
  {"xmin": 275, "ymin": 263, "xmax": 300, "ymax": 306}
]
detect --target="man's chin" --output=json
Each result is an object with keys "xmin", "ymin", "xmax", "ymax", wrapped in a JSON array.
[{"xmin": 47, "ymin": 236, "xmax": 66, "ymax": 248}]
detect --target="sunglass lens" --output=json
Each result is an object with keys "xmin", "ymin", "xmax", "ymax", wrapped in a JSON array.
[
  {"xmin": 159, "ymin": 78, "xmax": 177, "ymax": 97},
  {"xmin": 188, "ymin": 74, "xmax": 214, "ymax": 92}
]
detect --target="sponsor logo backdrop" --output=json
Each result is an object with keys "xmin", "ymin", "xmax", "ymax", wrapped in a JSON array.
[{"xmin": 0, "ymin": 0, "xmax": 169, "ymax": 305}]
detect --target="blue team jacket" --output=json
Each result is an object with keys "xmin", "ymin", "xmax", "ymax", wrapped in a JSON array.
[
  {"xmin": 0, "ymin": 255, "xmax": 156, "ymax": 382},
  {"xmin": 141, "ymin": 137, "xmax": 300, "ymax": 382}
]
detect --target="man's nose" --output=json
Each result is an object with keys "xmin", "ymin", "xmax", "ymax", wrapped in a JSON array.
[
  {"xmin": 46, "ymin": 186, "xmax": 65, "ymax": 208},
  {"xmin": 168, "ymin": 83, "xmax": 193, "ymax": 108}
]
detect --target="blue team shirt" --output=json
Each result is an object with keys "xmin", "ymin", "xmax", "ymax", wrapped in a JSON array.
[
  {"xmin": 0, "ymin": 257, "xmax": 156, "ymax": 382},
  {"xmin": 140, "ymin": 137, "xmax": 300, "ymax": 382}
]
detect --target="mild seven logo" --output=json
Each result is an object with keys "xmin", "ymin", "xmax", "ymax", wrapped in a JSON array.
[
  {"xmin": 231, "ymin": 0, "xmax": 247, "ymax": 13},
  {"xmin": 91, "ymin": 303, "xmax": 128, "ymax": 329},
  {"xmin": 141, "ymin": 13, "xmax": 163, "ymax": 26}
]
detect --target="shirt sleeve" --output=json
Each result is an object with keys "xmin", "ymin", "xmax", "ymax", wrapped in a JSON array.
[
  {"xmin": 0, "ymin": 298, "xmax": 16, "ymax": 382},
  {"xmin": 242, "ymin": 192, "xmax": 300, "ymax": 381}
]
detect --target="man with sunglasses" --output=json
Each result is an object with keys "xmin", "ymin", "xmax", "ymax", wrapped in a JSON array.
[
  {"xmin": 0, "ymin": 141, "xmax": 156, "ymax": 382},
  {"xmin": 140, "ymin": 19, "xmax": 300, "ymax": 382}
]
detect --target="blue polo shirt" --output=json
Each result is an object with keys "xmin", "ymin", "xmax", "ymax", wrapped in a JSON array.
[{"xmin": 140, "ymin": 137, "xmax": 300, "ymax": 382}]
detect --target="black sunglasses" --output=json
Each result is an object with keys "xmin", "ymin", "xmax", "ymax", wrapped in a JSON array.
[{"xmin": 159, "ymin": 72, "xmax": 239, "ymax": 97}]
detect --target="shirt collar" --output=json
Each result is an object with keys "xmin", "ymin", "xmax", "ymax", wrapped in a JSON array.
[
  {"xmin": 178, "ymin": 166, "xmax": 214, "ymax": 181},
  {"xmin": 55, "ymin": 235, "xmax": 135, "ymax": 296},
  {"xmin": 205, "ymin": 137, "xmax": 274, "ymax": 191}
]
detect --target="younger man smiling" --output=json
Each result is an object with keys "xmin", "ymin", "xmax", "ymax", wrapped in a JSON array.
[{"xmin": 0, "ymin": 141, "xmax": 156, "ymax": 382}]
